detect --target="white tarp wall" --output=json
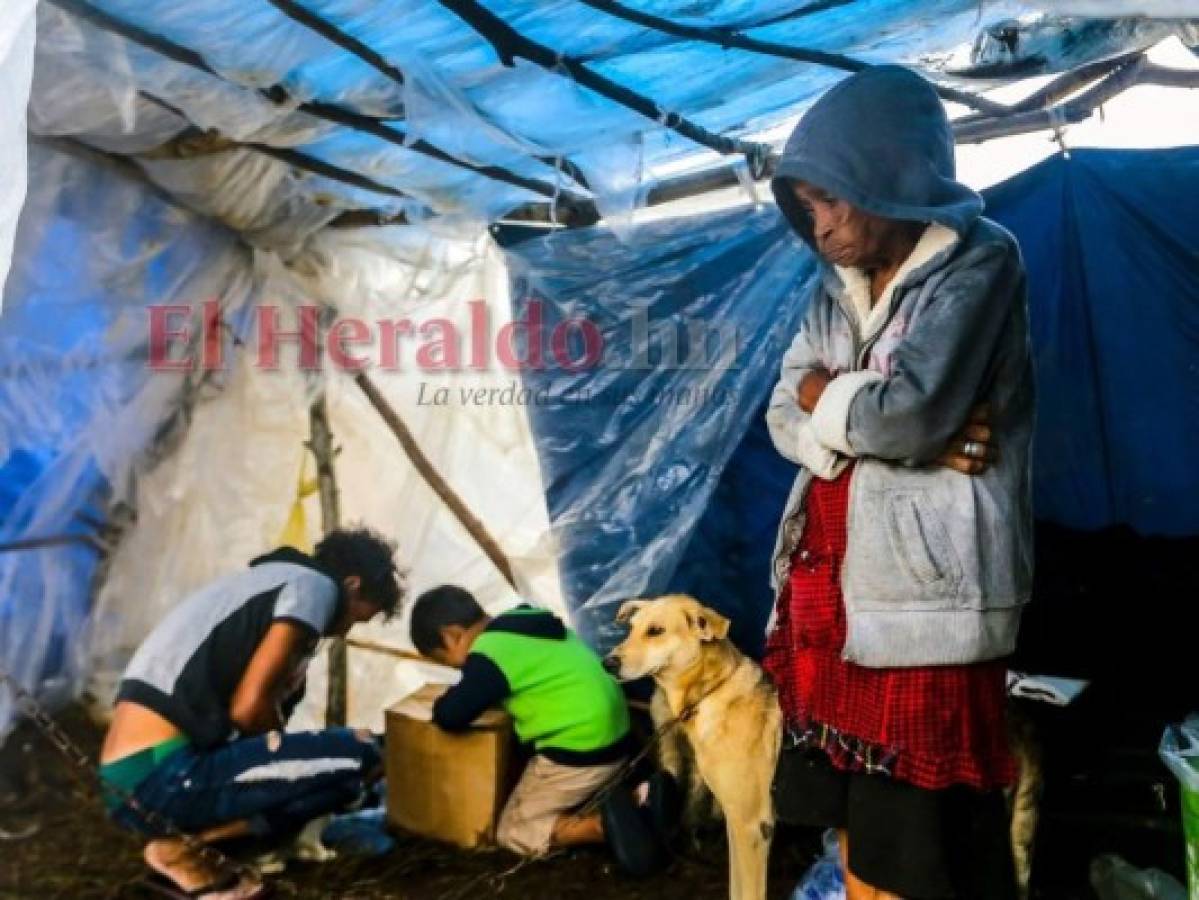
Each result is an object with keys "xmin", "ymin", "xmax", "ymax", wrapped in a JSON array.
[
  {"xmin": 88, "ymin": 224, "xmax": 564, "ymax": 733},
  {"xmin": 0, "ymin": 0, "xmax": 37, "ymax": 304}
]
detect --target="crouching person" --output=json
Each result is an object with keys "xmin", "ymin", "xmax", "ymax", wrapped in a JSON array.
[
  {"xmin": 410, "ymin": 586, "xmax": 664, "ymax": 872},
  {"xmin": 99, "ymin": 528, "xmax": 404, "ymax": 899}
]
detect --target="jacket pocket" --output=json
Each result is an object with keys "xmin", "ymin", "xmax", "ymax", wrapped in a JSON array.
[{"xmin": 883, "ymin": 491, "xmax": 961, "ymax": 590}]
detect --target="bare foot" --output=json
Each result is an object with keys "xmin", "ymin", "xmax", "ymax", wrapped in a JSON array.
[{"xmin": 143, "ymin": 838, "xmax": 263, "ymax": 898}]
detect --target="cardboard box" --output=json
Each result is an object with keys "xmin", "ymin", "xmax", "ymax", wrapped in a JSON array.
[{"xmin": 384, "ymin": 685, "xmax": 517, "ymax": 849}]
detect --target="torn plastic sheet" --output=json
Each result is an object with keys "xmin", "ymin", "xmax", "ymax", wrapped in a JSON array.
[
  {"xmin": 503, "ymin": 205, "xmax": 816, "ymax": 652},
  {"xmin": 32, "ymin": 6, "xmax": 331, "ymax": 148},
  {"xmin": 943, "ymin": 14, "xmax": 1199, "ymax": 79},
  {"xmin": 28, "ymin": 0, "xmax": 1132, "ymax": 237},
  {"xmin": 74, "ymin": 0, "xmax": 406, "ymax": 118}
]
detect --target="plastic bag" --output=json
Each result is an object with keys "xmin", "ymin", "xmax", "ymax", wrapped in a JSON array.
[
  {"xmin": 1160, "ymin": 716, "xmax": 1199, "ymax": 897},
  {"xmin": 1160, "ymin": 716, "xmax": 1199, "ymax": 793},
  {"xmin": 320, "ymin": 808, "xmax": 395, "ymax": 858},
  {"xmin": 1090, "ymin": 854, "xmax": 1186, "ymax": 900},
  {"xmin": 791, "ymin": 830, "xmax": 845, "ymax": 900},
  {"xmin": 277, "ymin": 452, "xmax": 319, "ymax": 554}
]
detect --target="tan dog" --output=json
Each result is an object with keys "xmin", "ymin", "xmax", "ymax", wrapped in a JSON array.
[{"xmin": 609, "ymin": 595, "xmax": 781, "ymax": 900}]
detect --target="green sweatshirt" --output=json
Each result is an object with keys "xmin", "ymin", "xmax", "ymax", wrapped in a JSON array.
[{"xmin": 432, "ymin": 606, "xmax": 630, "ymax": 765}]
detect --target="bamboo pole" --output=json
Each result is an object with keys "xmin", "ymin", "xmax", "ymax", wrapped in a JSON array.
[
  {"xmin": 308, "ymin": 393, "xmax": 348, "ymax": 727},
  {"xmin": 352, "ymin": 372, "xmax": 518, "ymax": 591}
]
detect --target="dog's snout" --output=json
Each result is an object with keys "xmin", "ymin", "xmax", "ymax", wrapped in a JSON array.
[{"xmin": 603, "ymin": 651, "xmax": 622, "ymax": 675}]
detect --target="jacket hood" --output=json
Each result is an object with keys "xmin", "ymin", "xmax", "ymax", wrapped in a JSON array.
[
  {"xmin": 771, "ymin": 65, "xmax": 982, "ymax": 247},
  {"xmin": 486, "ymin": 605, "xmax": 567, "ymax": 641}
]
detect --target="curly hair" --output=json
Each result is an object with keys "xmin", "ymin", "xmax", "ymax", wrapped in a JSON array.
[{"xmin": 314, "ymin": 526, "xmax": 404, "ymax": 618}]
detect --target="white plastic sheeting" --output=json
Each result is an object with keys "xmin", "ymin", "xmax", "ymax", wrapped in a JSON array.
[
  {"xmin": 86, "ymin": 221, "xmax": 563, "ymax": 734},
  {"xmin": 0, "ymin": 0, "xmax": 37, "ymax": 307}
]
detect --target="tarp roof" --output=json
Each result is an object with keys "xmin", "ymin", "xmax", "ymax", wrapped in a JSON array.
[{"xmin": 27, "ymin": 1, "xmax": 1199, "ymax": 255}]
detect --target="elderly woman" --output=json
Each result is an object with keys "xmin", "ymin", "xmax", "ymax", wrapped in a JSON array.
[{"xmin": 764, "ymin": 66, "xmax": 1034, "ymax": 900}]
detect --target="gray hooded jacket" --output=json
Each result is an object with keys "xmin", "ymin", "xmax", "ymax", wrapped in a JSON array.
[{"xmin": 767, "ymin": 66, "xmax": 1035, "ymax": 667}]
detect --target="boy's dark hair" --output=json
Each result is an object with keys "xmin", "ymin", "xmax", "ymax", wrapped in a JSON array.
[
  {"xmin": 410, "ymin": 585, "xmax": 486, "ymax": 656},
  {"xmin": 314, "ymin": 527, "xmax": 403, "ymax": 618}
]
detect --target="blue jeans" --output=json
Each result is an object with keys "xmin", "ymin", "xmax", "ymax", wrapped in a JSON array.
[{"xmin": 111, "ymin": 728, "xmax": 381, "ymax": 839}]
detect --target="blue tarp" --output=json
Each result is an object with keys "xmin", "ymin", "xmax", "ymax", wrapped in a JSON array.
[
  {"xmin": 38, "ymin": 0, "xmax": 1171, "ymax": 234},
  {"xmin": 987, "ymin": 148, "xmax": 1199, "ymax": 536},
  {"xmin": 505, "ymin": 207, "xmax": 813, "ymax": 651},
  {"xmin": 0, "ymin": 146, "xmax": 255, "ymax": 726},
  {"xmin": 506, "ymin": 147, "xmax": 1199, "ymax": 652}
]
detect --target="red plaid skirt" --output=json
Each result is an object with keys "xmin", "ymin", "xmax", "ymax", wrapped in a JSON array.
[{"xmin": 763, "ymin": 465, "xmax": 1017, "ymax": 791}]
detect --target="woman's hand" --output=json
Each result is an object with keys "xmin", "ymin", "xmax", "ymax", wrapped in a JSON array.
[
  {"xmin": 797, "ymin": 368, "xmax": 833, "ymax": 413},
  {"xmin": 937, "ymin": 404, "xmax": 996, "ymax": 475}
]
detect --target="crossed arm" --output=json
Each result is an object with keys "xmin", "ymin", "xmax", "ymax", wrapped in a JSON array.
[
  {"xmin": 798, "ymin": 369, "xmax": 995, "ymax": 474},
  {"xmin": 769, "ymin": 242, "xmax": 1019, "ymax": 476}
]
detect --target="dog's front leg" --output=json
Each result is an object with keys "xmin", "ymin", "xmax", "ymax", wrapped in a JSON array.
[
  {"xmin": 722, "ymin": 814, "xmax": 775, "ymax": 900},
  {"xmin": 702, "ymin": 760, "xmax": 772, "ymax": 900},
  {"xmin": 724, "ymin": 817, "xmax": 744, "ymax": 900}
]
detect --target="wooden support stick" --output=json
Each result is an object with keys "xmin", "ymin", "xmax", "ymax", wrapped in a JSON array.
[
  {"xmin": 353, "ymin": 372, "xmax": 518, "ymax": 591},
  {"xmin": 346, "ymin": 637, "xmax": 447, "ymax": 666},
  {"xmin": 308, "ymin": 392, "xmax": 348, "ymax": 727}
]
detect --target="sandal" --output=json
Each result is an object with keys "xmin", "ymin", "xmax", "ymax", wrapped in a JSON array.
[{"xmin": 141, "ymin": 871, "xmax": 266, "ymax": 899}]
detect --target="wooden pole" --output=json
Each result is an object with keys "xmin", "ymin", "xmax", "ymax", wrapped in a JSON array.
[
  {"xmin": 346, "ymin": 636, "xmax": 448, "ymax": 667},
  {"xmin": 353, "ymin": 372, "xmax": 518, "ymax": 591},
  {"xmin": 308, "ymin": 392, "xmax": 348, "ymax": 727}
]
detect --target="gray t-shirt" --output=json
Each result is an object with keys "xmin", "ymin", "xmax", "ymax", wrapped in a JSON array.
[{"xmin": 117, "ymin": 555, "xmax": 339, "ymax": 747}]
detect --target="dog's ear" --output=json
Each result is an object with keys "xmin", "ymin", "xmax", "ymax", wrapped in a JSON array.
[
  {"xmin": 694, "ymin": 605, "xmax": 730, "ymax": 642},
  {"xmin": 615, "ymin": 599, "xmax": 648, "ymax": 624}
]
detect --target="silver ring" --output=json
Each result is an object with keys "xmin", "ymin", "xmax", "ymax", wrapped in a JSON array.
[{"xmin": 963, "ymin": 440, "xmax": 982, "ymax": 459}]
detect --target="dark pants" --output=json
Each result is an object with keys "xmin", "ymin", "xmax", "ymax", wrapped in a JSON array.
[
  {"xmin": 112, "ymin": 728, "xmax": 381, "ymax": 839},
  {"xmin": 775, "ymin": 748, "xmax": 1018, "ymax": 900}
]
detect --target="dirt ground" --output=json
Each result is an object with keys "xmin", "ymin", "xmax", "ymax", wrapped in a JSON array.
[{"xmin": 0, "ymin": 707, "xmax": 820, "ymax": 900}]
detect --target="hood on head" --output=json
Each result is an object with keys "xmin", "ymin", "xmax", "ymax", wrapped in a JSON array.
[{"xmin": 771, "ymin": 65, "xmax": 982, "ymax": 249}]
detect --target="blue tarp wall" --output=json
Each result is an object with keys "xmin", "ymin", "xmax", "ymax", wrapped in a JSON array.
[
  {"xmin": 506, "ymin": 147, "xmax": 1199, "ymax": 654},
  {"xmin": 0, "ymin": 146, "xmax": 254, "ymax": 725}
]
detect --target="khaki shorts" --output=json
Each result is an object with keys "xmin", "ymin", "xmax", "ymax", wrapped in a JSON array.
[{"xmin": 495, "ymin": 754, "xmax": 624, "ymax": 856}]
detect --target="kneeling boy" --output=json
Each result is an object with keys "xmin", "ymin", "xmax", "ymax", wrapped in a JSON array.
[
  {"xmin": 100, "ymin": 529, "xmax": 402, "ymax": 898},
  {"xmin": 410, "ymin": 586, "xmax": 638, "ymax": 858}
]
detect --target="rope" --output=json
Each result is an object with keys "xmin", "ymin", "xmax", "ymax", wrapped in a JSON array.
[{"xmin": 576, "ymin": 676, "xmax": 727, "ymax": 818}]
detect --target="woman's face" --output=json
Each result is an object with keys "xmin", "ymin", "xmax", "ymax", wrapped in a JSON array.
[{"xmin": 790, "ymin": 181, "xmax": 904, "ymax": 269}]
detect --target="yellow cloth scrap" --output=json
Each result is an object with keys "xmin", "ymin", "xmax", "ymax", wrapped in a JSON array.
[{"xmin": 278, "ymin": 451, "xmax": 320, "ymax": 553}]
